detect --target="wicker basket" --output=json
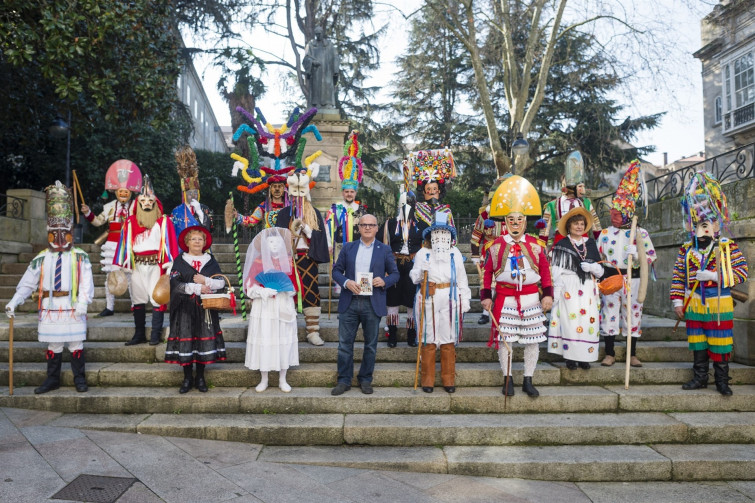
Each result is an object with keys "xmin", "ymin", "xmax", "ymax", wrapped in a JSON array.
[
  {"xmin": 597, "ymin": 261, "xmax": 625, "ymax": 296},
  {"xmin": 201, "ymin": 274, "xmax": 236, "ymax": 312}
]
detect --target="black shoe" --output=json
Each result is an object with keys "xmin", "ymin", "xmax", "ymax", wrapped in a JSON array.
[
  {"xmin": 578, "ymin": 362, "xmax": 591, "ymax": 370},
  {"xmin": 407, "ymin": 328, "xmax": 418, "ymax": 347},
  {"xmin": 443, "ymin": 386, "xmax": 455, "ymax": 393},
  {"xmin": 566, "ymin": 360, "xmax": 577, "ymax": 370},
  {"xmin": 387, "ymin": 326, "xmax": 398, "ymax": 348},
  {"xmin": 75, "ymin": 382, "xmax": 89, "ymax": 392},
  {"xmin": 477, "ymin": 313, "xmax": 490, "ymax": 325},
  {"xmin": 149, "ymin": 310, "xmax": 164, "ymax": 345},
  {"xmin": 502, "ymin": 376, "xmax": 515, "ymax": 396},
  {"xmin": 97, "ymin": 308, "xmax": 114, "ymax": 317},
  {"xmin": 359, "ymin": 382, "xmax": 373, "ymax": 394},
  {"xmin": 422, "ymin": 386, "xmax": 433, "ymax": 393},
  {"xmin": 179, "ymin": 379, "xmax": 192, "ymax": 394},
  {"xmin": 522, "ymin": 376, "xmax": 539, "ymax": 397},
  {"xmin": 125, "ymin": 336, "xmax": 147, "ymax": 346},
  {"xmin": 331, "ymin": 383, "xmax": 351, "ymax": 395},
  {"xmin": 195, "ymin": 376, "xmax": 208, "ymax": 392}
]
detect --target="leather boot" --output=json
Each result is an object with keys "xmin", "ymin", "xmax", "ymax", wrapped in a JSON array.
[
  {"xmin": 682, "ymin": 350, "xmax": 709, "ymax": 390},
  {"xmin": 522, "ymin": 376, "xmax": 539, "ymax": 397},
  {"xmin": 502, "ymin": 375, "xmax": 515, "ymax": 396},
  {"xmin": 387, "ymin": 325, "xmax": 398, "ymax": 348},
  {"xmin": 149, "ymin": 309, "xmax": 164, "ymax": 345},
  {"xmin": 70, "ymin": 349, "xmax": 88, "ymax": 392},
  {"xmin": 407, "ymin": 327, "xmax": 418, "ymax": 347},
  {"xmin": 440, "ymin": 343, "xmax": 456, "ymax": 393},
  {"xmin": 713, "ymin": 361, "xmax": 733, "ymax": 396},
  {"xmin": 35, "ymin": 351, "xmax": 62, "ymax": 394},
  {"xmin": 421, "ymin": 344, "xmax": 436, "ymax": 392},
  {"xmin": 195, "ymin": 363, "xmax": 208, "ymax": 392},
  {"xmin": 126, "ymin": 304, "xmax": 147, "ymax": 345},
  {"xmin": 179, "ymin": 365, "xmax": 193, "ymax": 394}
]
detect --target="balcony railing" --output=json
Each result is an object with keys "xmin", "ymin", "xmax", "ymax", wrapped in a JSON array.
[
  {"xmin": 0, "ymin": 194, "xmax": 25, "ymax": 220},
  {"xmin": 594, "ymin": 142, "xmax": 755, "ymax": 222}
]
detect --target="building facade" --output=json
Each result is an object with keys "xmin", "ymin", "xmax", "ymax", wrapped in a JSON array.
[
  {"xmin": 177, "ymin": 52, "xmax": 228, "ymax": 153},
  {"xmin": 694, "ymin": 0, "xmax": 755, "ymax": 156}
]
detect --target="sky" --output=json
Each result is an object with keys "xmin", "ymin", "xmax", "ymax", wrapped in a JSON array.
[{"xmin": 187, "ymin": 0, "xmax": 713, "ymax": 168}]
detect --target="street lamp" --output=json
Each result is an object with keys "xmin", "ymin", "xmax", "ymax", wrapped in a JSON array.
[
  {"xmin": 509, "ymin": 121, "xmax": 530, "ymax": 174},
  {"xmin": 49, "ymin": 111, "xmax": 71, "ymax": 188}
]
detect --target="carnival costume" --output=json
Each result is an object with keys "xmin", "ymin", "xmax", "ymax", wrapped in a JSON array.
[
  {"xmin": 481, "ymin": 175, "xmax": 553, "ymax": 397},
  {"xmin": 165, "ymin": 225, "xmax": 227, "ymax": 393},
  {"xmin": 113, "ymin": 175, "xmax": 178, "ymax": 346},
  {"xmin": 6, "ymin": 181, "xmax": 95, "ymax": 393},
  {"xmin": 82, "ymin": 159, "xmax": 142, "ymax": 316},
  {"xmin": 243, "ymin": 227, "xmax": 299, "ymax": 392},
  {"xmin": 377, "ymin": 190, "xmax": 423, "ymax": 347},
  {"xmin": 408, "ymin": 149, "xmax": 457, "ymax": 239},
  {"xmin": 598, "ymin": 160, "xmax": 657, "ymax": 367},
  {"xmin": 229, "ymin": 106, "xmax": 321, "ymax": 229},
  {"xmin": 547, "ymin": 207, "xmax": 603, "ymax": 368},
  {"xmin": 410, "ymin": 213, "xmax": 471, "ymax": 393},
  {"xmin": 671, "ymin": 171, "xmax": 747, "ymax": 395},
  {"xmin": 538, "ymin": 151, "xmax": 601, "ymax": 248},
  {"xmin": 171, "ymin": 146, "xmax": 213, "ymax": 239},
  {"xmin": 471, "ymin": 184, "xmax": 505, "ymax": 325}
]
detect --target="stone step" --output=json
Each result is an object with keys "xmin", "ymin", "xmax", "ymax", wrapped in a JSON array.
[
  {"xmin": 44, "ymin": 411, "xmax": 755, "ymax": 448},
  {"xmin": 1, "ymin": 385, "xmax": 753, "ymax": 415},
  {"xmin": 2, "ymin": 360, "xmax": 754, "ymax": 389},
  {"xmin": 0, "ymin": 339, "xmax": 713, "ymax": 368}
]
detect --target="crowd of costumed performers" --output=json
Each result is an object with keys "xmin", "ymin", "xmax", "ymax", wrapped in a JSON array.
[
  {"xmin": 410, "ymin": 212, "xmax": 471, "ymax": 393},
  {"xmin": 325, "ymin": 130, "xmax": 367, "ymax": 297},
  {"xmin": 672, "ymin": 171, "xmax": 748, "ymax": 395}
]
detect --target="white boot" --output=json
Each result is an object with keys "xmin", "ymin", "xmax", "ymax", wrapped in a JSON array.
[
  {"xmin": 255, "ymin": 371, "xmax": 269, "ymax": 392},
  {"xmin": 279, "ymin": 369, "xmax": 291, "ymax": 393},
  {"xmin": 304, "ymin": 306, "xmax": 324, "ymax": 345}
]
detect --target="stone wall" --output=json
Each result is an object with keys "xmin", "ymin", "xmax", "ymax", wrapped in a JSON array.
[
  {"xmin": 626, "ymin": 177, "xmax": 755, "ymax": 364},
  {"xmin": 0, "ymin": 188, "xmax": 46, "ymax": 263}
]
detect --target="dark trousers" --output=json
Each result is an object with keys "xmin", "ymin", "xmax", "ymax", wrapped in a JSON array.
[{"xmin": 337, "ymin": 295, "xmax": 381, "ymax": 385}]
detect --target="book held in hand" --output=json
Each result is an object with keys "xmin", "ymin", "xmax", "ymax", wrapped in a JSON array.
[{"xmin": 356, "ymin": 272, "xmax": 373, "ymax": 296}]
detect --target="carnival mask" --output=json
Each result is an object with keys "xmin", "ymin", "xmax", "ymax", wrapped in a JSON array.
[
  {"xmin": 431, "ymin": 229, "xmax": 452, "ymax": 253},
  {"xmin": 269, "ymin": 182, "xmax": 286, "ymax": 201},
  {"xmin": 286, "ymin": 172, "xmax": 310, "ymax": 199},
  {"xmin": 48, "ymin": 229, "xmax": 73, "ymax": 252},
  {"xmin": 505, "ymin": 213, "xmax": 526, "ymax": 239},
  {"xmin": 138, "ymin": 194, "xmax": 156, "ymax": 211},
  {"xmin": 115, "ymin": 188, "xmax": 132, "ymax": 204},
  {"xmin": 267, "ymin": 235, "xmax": 283, "ymax": 255},
  {"xmin": 695, "ymin": 220, "xmax": 719, "ymax": 239},
  {"xmin": 609, "ymin": 208, "xmax": 625, "ymax": 228}
]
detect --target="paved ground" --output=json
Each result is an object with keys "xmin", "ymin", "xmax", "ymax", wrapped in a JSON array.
[{"xmin": 2, "ymin": 407, "xmax": 754, "ymax": 503}]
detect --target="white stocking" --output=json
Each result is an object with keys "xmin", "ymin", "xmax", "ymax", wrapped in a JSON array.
[
  {"xmin": 104, "ymin": 280, "xmax": 115, "ymax": 311},
  {"xmin": 256, "ymin": 371, "xmax": 268, "ymax": 392},
  {"xmin": 497, "ymin": 346, "xmax": 512, "ymax": 376},
  {"xmin": 523, "ymin": 343, "xmax": 539, "ymax": 377},
  {"xmin": 279, "ymin": 369, "xmax": 291, "ymax": 393}
]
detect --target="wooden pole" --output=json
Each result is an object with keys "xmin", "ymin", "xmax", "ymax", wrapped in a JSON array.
[
  {"xmin": 8, "ymin": 316, "xmax": 13, "ymax": 396},
  {"xmin": 625, "ymin": 215, "xmax": 638, "ymax": 390},
  {"xmin": 488, "ymin": 309, "xmax": 511, "ymax": 411},
  {"xmin": 413, "ymin": 270, "xmax": 428, "ymax": 391},
  {"xmin": 72, "ymin": 170, "xmax": 86, "ymax": 206}
]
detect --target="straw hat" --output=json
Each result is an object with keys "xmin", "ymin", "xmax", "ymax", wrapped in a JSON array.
[
  {"xmin": 107, "ymin": 268, "xmax": 129, "ymax": 297},
  {"xmin": 556, "ymin": 206, "xmax": 593, "ymax": 237}
]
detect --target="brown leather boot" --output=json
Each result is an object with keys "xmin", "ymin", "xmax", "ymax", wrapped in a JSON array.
[
  {"xmin": 420, "ymin": 344, "xmax": 436, "ymax": 392},
  {"xmin": 440, "ymin": 343, "xmax": 456, "ymax": 393}
]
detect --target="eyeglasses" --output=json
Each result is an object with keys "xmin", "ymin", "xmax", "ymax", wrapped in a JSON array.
[{"xmin": 358, "ymin": 224, "xmax": 378, "ymax": 228}]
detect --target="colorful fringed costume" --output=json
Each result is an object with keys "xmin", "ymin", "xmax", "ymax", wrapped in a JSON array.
[
  {"xmin": 326, "ymin": 130, "xmax": 367, "ymax": 251},
  {"xmin": 671, "ymin": 170, "xmax": 748, "ymax": 396}
]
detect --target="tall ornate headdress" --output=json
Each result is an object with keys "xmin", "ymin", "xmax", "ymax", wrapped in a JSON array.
[
  {"xmin": 45, "ymin": 181, "xmax": 74, "ymax": 231},
  {"xmin": 139, "ymin": 174, "xmax": 156, "ymax": 201},
  {"xmin": 338, "ymin": 130, "xmax": 363, "ymax": 191},
  {"xmin": 230, "ymin": 106, "xmax": 322, "ymax": 195},
  {"xmin": 564, "ymin": 150, "xmax": 585, "ymax": 187},
  {"xmin": 104, "ymin": 160, "xmax": 142, "ymax": 192},
  {"xmin": 175, "ymin": 145, "xmax": 200, "ymax": 199},
  {"xmin": 681, "ymin": 170, "xmax": 729, "ymax": 234},
  {"xmin": 408, "ymin": 147, "xmax": 456, "ymax": 187},
  {"xmin": 489, "ymin": 175, "xmax": 542, "ymax": 218},
  {"xmin": 611, "ymin": 159, "xmax": 646, "ymax": 220}
]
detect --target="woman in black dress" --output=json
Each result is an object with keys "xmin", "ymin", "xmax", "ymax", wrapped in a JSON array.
[{"xmin": 165, "ymin": 225, "xmax": 227, "ymax": 393}]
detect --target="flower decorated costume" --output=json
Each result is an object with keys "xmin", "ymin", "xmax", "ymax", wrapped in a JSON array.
[
  {"xmin": 83, "ymin": 159, "xmax": 142, "ymax": 316},
  {"xmin": 6, "ymin": 181, "xmax": 94, "ymax": 394},
  {"xmin": 243, "ymin": 227, "xmax": 299, "ymax": 392},
  {"xmin": 408, "ymin": 148, "xmax": 457, "ymax": 241},
  {"xmin": 481, "ymin": 175, "xmax": 553, "ymax": 397},
  {"xmin": 671, "ymin": 171, "xmax": 748, "ymax": 395},
  {"xmin": 598, "ymin": 160, "xmax": 656, "ymax": 367},
  {"xmin": 410, "ymin": 213, "xmax": 471, "ymax": 393}
]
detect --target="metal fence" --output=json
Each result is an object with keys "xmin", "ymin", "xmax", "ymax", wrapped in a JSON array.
[
  {"xmin": 0, "ymin": 194, "xmax": 25, "ymax": 220},
  {"xmin": 593, "ymin": 142, "xmax": 755, "ymax": 222}
]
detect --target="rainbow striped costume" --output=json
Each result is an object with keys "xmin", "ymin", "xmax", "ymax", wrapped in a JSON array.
[{"xmin": 670, "ymin": 238, "xmax": 748, "ymax": 361}]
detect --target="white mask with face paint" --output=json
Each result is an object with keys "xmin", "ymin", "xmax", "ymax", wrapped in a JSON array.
[{"xmin": 431, "ymin": 229, "xmax": 452, "ymax": 256}]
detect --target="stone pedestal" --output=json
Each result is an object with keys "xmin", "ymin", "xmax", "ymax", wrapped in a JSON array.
[{"xmin": 304, "ymin": 115, "xmax": 350, "ymax": 212}]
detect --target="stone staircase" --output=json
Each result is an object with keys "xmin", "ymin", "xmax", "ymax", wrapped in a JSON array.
[{"xmin": 0, "ymin": 243, "xmax": 754, "ymax": 481}]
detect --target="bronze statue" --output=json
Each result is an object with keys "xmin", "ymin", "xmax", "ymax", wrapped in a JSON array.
[{"xmin": 303, "ymin": 27, "xmax": 340, "ymax": 109}]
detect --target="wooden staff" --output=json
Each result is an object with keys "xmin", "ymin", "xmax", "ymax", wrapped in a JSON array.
[
  {"xmin": 72, "ymin": 170, "xmax": 86, "ymax": 224},
  {"xmin": 625, "ymin": 215, "xmax": 638, "ymax": 390},
  {"xmin": 488, "ymin": 309, "xmax": 511, "ymax": 411},
  {"xmin": 72, "ymin": 178, "xmax": 79, "ymax": 223},
  {"xmin": 413, "ymin": 270, "xmax": 429, "ymax": 391},
  {"xmin": 8, "ymin": 316, "xmax": 13, "ymax": 395}
]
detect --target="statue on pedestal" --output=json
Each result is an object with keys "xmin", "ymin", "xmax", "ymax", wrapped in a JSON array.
[{"xmin": 303, "ymin": 27, "xmax": 340, "ymax": 110}]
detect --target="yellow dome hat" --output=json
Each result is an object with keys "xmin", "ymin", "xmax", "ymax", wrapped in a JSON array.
[{"xmin": 489, "ymin": 175, "xmax": 542, "ymax": 218}]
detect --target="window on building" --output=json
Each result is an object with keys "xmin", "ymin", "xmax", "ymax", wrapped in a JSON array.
[
  {"xmin": 723, "ymin": 48, "xmax": 755, "ymax": 131},
  {"xmin": 194, "ymin": 99, "xmax": 197, "ymax": 118},
  {"xmin": 186, "ymin": 85, "xmax": 190, "ymax": 106},
  {"xmin": 177, "ymin": 74, "xmax": 182, "ymax": 91},
  {"xmin": 714, "ymin": 96, "xmax": 722, "ymax": 125}
]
